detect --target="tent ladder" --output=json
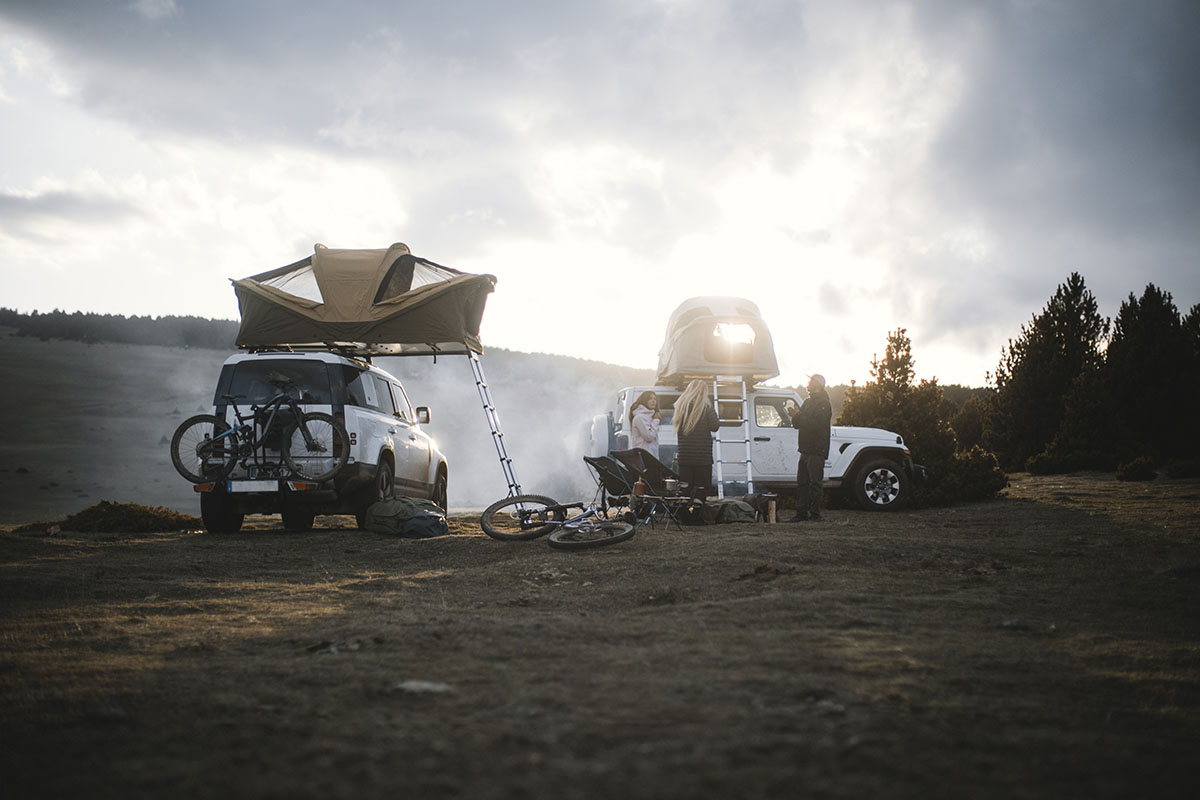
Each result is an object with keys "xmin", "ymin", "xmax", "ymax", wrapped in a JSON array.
[
  {"xmin": 712, "ymin": 375, "xmax": 754, "ymax": 499},
  {"xmin": 469, "ymin": 352, "xmax": 523, "ymax": 497}
]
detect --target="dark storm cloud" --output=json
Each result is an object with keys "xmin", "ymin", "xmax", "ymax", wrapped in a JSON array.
[{"xmin": 915, "ymin": 0, "xmax": 1200, "ymax": 313}]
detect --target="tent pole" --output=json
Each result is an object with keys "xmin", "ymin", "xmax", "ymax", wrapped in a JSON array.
[{"xmin": 468, "ymin": 352, "xmax": 523, "ymax": 497}]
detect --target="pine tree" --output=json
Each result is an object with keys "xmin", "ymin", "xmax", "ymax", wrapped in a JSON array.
[{"xmin": 985, "ymin": 273, "xmax": 1108, "ymax": 470}]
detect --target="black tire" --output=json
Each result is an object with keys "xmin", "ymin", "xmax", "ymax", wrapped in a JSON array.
[
  {"xmin": 171, "ymin": 415, "xmax": 237, "ymax": 483},
  {"xmin": 548, "ymin": 520, "xmax": 636, "ymax": 550},
  {"xmin": 281, "ymin": 509, "xmax": 315, "ymax": 531},
  {"xmin": 200, "ymin": 490, "xmax": 244, "ymax": 533},
  {"xmin": 480, "ymin": 494, "xmax": 564, "ymax": 541},
  {"xmin": 355, "ymin": 460, "xmax": 394, "ymax": 530},
  {"xmin": 283, "ymin": 412, "xmax": 350, "ymax": 482},
  {"xmin": 431, "ymin": 471, "xmax": 448, "ymax": 514},
  {"xmin": 852, "ymin": 458, "xmax": 908, "ymax": 511}
]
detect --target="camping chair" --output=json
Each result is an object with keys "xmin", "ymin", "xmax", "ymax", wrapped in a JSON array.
[
  {"xmin": 609, "ymin": 448, "xmax": 690, "ymax": 529},
  {"xmin": 582, "ymin": 455, "xmax": 642, "ymax": 521}
]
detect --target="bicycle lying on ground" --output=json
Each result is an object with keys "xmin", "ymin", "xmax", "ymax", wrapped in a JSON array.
[
  {"xmin": 170, "ymin": 392, "xmax": 349, "ymax": 484},
  {"xmin": 479, "ymin": 494, "xmax": 636, "ymax": 550}
]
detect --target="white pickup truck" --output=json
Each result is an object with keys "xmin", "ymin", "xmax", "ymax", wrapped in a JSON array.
[{"xmin": 588, "ymin": 382, "xmax": 926, "ymax": 511}]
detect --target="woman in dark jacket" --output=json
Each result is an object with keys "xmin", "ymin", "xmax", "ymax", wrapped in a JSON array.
[{"xmin": 674, "ymin": 379, "xmax": 720, "ymax": 502}]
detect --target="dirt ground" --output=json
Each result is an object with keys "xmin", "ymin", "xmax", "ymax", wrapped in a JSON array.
[{"xmin": 2, "ymin": 473, "xmax": 1198, "ymax": 799}]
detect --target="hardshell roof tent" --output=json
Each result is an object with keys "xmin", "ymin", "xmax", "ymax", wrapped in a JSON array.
[
  {"xmin": 230, "ymin": 242, "xmax": 522, "ymax": 498},
  {"xmin": 231, "ymin": 243, "xmax": 496, "ymax": 356},
  {"xmin": 655, "ymin": 296, "xmax": 780, "ymax": 385}
]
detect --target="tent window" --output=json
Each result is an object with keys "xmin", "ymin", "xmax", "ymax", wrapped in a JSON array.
[
  {"xmin": 260, "ymin": 264, "xmax": 324, "ymax": 303},
  {"xmin": 374, "ymin": 255, "xmax": 457, "ymax": 304}
]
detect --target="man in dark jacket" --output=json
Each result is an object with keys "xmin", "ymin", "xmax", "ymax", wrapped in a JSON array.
[{"xmin": 787, "ymin": 374, "xmax": 832, "ymax": 521}]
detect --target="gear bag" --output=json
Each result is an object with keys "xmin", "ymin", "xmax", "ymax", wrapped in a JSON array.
[{"xmin": 364, "ymin": 496, "xmax": 448, "ymax": 538}]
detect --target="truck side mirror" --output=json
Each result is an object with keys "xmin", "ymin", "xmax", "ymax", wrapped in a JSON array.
[{"xmin": 416, "ymin": 406, "xmax": 431, "ymax": 424}]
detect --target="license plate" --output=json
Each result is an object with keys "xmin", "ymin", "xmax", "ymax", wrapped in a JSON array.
[{"xmin": 227, "ymin": 479, "xmax": 280, "ymax": 493}]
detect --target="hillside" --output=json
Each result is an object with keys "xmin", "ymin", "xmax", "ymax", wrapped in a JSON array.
[{"xmin": 0, "ymin": 327, "xmax": 654, "ymax": 523}]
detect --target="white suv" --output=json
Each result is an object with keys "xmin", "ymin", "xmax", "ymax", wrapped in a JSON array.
[
  {"xmin": 193, "ymin": 350, "xmax": 447, "ymax": 533},
  {"xmin": 589, "ymin": 383, "xmax": 926, "ymax": 511}
]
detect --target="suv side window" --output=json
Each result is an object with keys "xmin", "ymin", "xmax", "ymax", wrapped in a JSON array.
[
  {"xmin": 370, "ymin": 374, "xmax": 396, "ymax": 415},
  {"xmin": 755, "ymin": 396, "xmax": 792, "ymax": 428},
  {"xmin": 390, "ymin": 381, "xmax": 415, "ymax": 422},
  {"xmin": 343, "ymin": 367, "xmax": 391, "ymax": 415}
]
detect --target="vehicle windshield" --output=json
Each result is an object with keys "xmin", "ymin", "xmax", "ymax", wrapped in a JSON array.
[{"xmin": 227, "ymin": 360, "xmax": 332, "ymax": 404}]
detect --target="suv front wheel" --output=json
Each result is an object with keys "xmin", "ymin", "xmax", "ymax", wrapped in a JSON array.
[
  {"xmin": 852, "ymin": 458, "xmax": 909, "ymax": 511},
  {"xmin": 355, "ymin": 461, "xmax": 394, "ymax": 529}
]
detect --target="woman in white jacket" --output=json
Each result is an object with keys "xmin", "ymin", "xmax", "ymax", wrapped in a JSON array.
[{"xmin": 629, "ymin": 390, "xmax": 661, "ymax": 458}]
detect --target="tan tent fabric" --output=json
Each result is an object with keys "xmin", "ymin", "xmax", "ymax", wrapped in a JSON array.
[
  {"xmin": 232, "ymin": 243, "xmax": 496, "ymax": 355},
  {"xmin": 655, "ymin": 296, "xmax": 779, "ymax": 385}
]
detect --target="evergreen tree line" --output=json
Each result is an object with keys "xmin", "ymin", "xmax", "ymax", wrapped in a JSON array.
[
  {"xmin": 0, "ymin": 308, "xmax": 239, "ymax": 350},
  {"xmin": 980, "ymin": 274, "xmax": 1200, "ymax": 477},
  {"xmin": 836, "ymin": 273, "xmax": 1200, "ymax": 508}
]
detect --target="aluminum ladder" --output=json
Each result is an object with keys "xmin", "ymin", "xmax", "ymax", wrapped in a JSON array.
[
  {"xmin": 711, "ymin": 375, "xmax": 754, "ymax": 498},
  {"xmin": 469, "ymin": 351, "xmax": 522, "ymax": 497}
]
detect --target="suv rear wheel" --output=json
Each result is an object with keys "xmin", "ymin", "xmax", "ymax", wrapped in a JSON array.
[
  {"xmin": 432, "ymin": 470, "xmax": 448, "ymax": 513},
  {"xmin": 201, "ymin": 490, "xmax": 245, "ymax": 533}
]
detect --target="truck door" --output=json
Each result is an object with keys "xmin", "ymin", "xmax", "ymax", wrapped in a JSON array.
[{"xmin": 750, "ymin": 394, "xmax": 800, "ymax": 481}]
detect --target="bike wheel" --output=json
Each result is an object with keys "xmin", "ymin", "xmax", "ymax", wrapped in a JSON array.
[
  {"xmin": 170, "ymin": 415, "xmax": 237, "ymax": 483},
  {"xmin": 283, "ymin": 412, "xmax": 350, "ymax": 482},
  {"xmin": 548, "ymin": 520, "xmax": 636, "ymax": 550},
  {"xmin": 480, "ymin": 494, "xmax": 564, "ymax": 541}
]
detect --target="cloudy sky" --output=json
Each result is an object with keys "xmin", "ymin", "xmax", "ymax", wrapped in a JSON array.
[{"xmin": 2, "ymin": 0, "xmax": 1197, "ymax": 387}]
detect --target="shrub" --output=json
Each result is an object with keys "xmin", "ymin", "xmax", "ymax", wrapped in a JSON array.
[
  {"xmin": 917, "ymin": 446, "xmax": 1007, "ymax": 506},
  {"xmin": 1164, "ymin": 458, "xmax": 1200, "ymax": 479},
  {"xmin": 1115, "ymin": 457, "xmax": 1157, "ymax": 482}
]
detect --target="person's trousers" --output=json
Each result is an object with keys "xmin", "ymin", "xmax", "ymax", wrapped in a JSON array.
[
  {"xmin": 679, "ymin": 462, "xmax": 712, "ymax": 502},
  {"xmin": 796, "ymin": 452, "xmax": 824, "ymax": 517}
]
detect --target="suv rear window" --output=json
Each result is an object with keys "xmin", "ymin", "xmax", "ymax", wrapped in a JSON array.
[{"xmin": 225, "ymin": 359, "xmax": 333, "ymax": 404}]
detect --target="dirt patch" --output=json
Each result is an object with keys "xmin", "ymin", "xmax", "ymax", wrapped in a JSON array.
[{"xmin": 2, "ymin": 473, "xmax": 1199, "ymax": 799}]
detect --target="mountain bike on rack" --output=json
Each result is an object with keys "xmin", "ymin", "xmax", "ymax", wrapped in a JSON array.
[
  {"xmin": 170, "ymin": 392, "xmax": 349, "ymax": 485},
  {"xmin": 479, "ymin": 494, "xmax": 636, "ymax": 550}
]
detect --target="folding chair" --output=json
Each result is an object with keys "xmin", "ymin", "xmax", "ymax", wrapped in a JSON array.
[
  {"xmin": 582, "ymin": 455, "xmax": 641, "ymax": 521},
  {"xmin": 609, "ymin": 448, "xmax": 690, "ymax": 529}
]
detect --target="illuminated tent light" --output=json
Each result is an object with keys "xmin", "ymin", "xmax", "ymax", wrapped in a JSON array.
[{"xmin": 713, "ymin": 323, "xmax": 757, "ymax": 346}]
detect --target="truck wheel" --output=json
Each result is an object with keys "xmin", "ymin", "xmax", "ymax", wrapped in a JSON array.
[
  {"xmin": 355, "ymin": 461, "xmax": 394, "ymax": 530},
  {"xmin": 281, "ymin": 509, "xmax": 315, "ymax": 531},
  {"xmin": 852, "ymin": 458, "xmax": 908, "ymax": 511},
  {"xmin": 200, "ymin": 490, "xmax": 244, "ymax": 533}
]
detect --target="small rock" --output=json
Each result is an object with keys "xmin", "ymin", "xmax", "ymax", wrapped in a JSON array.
[
  {"xmin": 1000, "ymin": 619, "xmax": 1030, "ymax": 630},
  {"xmin": 393, "ymin": 680, "xmax": 453, "ymax": 694}
]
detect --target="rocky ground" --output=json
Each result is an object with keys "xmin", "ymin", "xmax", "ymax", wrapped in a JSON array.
[{"xmin": 2, "ymin": 472, "xmax": 1198, "ymax": 799}]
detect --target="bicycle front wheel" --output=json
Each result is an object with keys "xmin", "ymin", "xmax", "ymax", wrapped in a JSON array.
[
  {"xmin": 170, "ymin": 415, "xmax": 237, "ymax": 483},
  {"xmin": 283, "ymin": 412, "xmax": 350, "ymax": 482},
  {"xmin": 548, "ymin": 520, "xmax": 636, "ymax": 550},
  {"xmin": 480, "ymin": 494, "xmax": 564, "ymax": 541}
]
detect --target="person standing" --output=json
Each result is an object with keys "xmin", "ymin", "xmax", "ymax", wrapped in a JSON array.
[
  {"xmin": 673, "ymin": 379, "xmax": 720, "ymax": 503},
  {"xmin": 629, "ymin": 390, "xmax": 662, "ymax": 458},
  {"xmin": 787, "ymin": 374, "xmax": 832, "ymax": 521}
]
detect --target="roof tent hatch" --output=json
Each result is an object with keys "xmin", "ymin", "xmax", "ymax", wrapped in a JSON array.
[
  {"xmin": 655, "ymin": 296, "xmax": 780, "ymax": 386},
  {"xmin": 231, "ymin": 243, "xmax": 521, "ymax": 496}
]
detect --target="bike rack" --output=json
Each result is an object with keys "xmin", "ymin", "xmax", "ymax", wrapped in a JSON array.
[{"xmin": 469, "ymin": 351, "xmax": 523, "ymax": 497}]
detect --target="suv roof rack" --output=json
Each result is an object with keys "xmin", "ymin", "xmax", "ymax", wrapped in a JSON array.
[{"xmin": 241, "ymin": 343, "xmax": 374, "ymax": 363}]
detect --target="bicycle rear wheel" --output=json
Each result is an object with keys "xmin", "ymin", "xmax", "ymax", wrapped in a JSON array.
[
  {"xmin": 170, "ymin": 415, "xmax": 237, "ymax": 483},
  {"xmin": 283, "ymin": 412, "xmax": 350, "ymax": 482},
  {"xmin": 480, "ymin": 494, "xmax": 564, "ymax": 541},
  {"xmin": 547, "ymin": 520, "xmax": 636, "ymax": 550}
]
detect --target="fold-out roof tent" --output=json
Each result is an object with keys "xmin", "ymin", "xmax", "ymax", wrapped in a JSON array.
[
  {"xmin": 655, "ymin": 296, "xmax": 780, "ymax": 386},
  {"xmin": 231, "ymin": 243, "xmax": 520, "ymax": 496},
  {"xmin": 232, "ymin": 243, "xmax": 496, "ymax": 356}
]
